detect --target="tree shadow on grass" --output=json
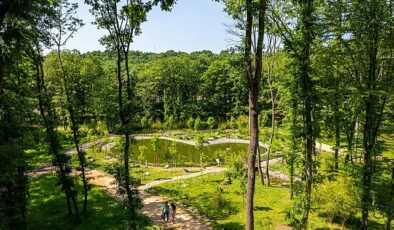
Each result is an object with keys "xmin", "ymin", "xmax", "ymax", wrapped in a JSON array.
[
  {"xmin": 216, "ymin": 222, "xmax": 244, "ymax": 230},
  {"xmin": 344, "ymin": 216, "xmax": 386, "ymax": 230},
  {"xmin": 316, "ymin": 213, "xmax": 386, "ymax": 230},
  {"xmin": 27, "ymin": 175, "xmax": 152, "ymax": 230},
  {"xmin": 254, "ymin": 206, "xmax": 272, "ymax": 211}
]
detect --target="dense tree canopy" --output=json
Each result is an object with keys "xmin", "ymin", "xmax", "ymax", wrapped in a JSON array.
[{"xmin": 0, "ymin": 0, "xmax": 393, "ymax": 229}]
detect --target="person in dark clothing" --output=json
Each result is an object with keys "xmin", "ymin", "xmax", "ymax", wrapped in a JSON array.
[
  {"xmin": 162, "ymin": 201, "xmax": 170, "ymax": 222},
  {"xmin": 170, "ymin": 203, "xmax": 176, "ymax": 224}
]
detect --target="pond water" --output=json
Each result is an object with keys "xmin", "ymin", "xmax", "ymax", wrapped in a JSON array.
[{"xmin": 131, "ymin": 139, "xmax": 265, "ymax": 165}]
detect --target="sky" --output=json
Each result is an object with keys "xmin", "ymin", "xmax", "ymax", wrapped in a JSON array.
[{"xmin": 65, "ymin": 0, "xmax": 234, "ymax": 54}]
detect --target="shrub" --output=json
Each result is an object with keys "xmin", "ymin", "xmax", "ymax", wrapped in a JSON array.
[
  {"xmin": 166, "ymin": 115, "xmax": 175, "ymax": 130},
  {"xmin": 96, "ymin": 120, "xmax": 109, "ymax": 137},
  {"xmin": 229, "ymin": 116, "xmax": 237, "ymax": 129},
  {"xmin": 187, "ymin": 117, "xmax": 194, "ymax": 129},
  {"xmin": 140, "ymin": 117, "xmax": 148, "ymax": 129},
  {"xmin": 207, "ymin": 117, "xmax": 216, "ymax": 130},
  {"xmin": 313, "ymin": 176, "xmax": 359, "ymax": 225},
  {"xmin": 236, "ymin": 115, "xmax": 249, "ymax": 135},
  {"xmin": 218, "ymin": 121, "xmax": 228, "ymax": 130},
  {"xmin": 151, "ymin": 119, "xmax": 164, "ymax": 130},
  {"xmin": 194, "ymin": 117, "xmax": 202, "ymax": 130},
  {"xmin": 138, "ymin": 146, "xmax": 147, "ymax": 166},
  {"xmin": 79, "ymin": 123, "xmax": 90, "ymax": 136}
]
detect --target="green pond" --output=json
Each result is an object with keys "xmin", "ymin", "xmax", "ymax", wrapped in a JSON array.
[{"xmin": 131, "ymin": 139, "xmax": 266, "ymax": 165}]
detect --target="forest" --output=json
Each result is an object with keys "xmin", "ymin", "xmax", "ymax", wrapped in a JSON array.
[{"xmin": 0, "ymin": 0, "xmax": 393, "ymax": 229}]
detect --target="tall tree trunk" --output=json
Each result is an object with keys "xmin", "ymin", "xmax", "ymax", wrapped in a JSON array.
[
  {"xmin": 386, "ymin": 166, "xmax": 394, "ymax": 230},
  {"xmin": 333, "ymin": 99, "xmax": 340, "ymax": 171},
  {"xmin": 116, "ymin": 45, "xmax": 136, "ymax": 230},
  {"xmin": 299, "ymin": 0, "xmax": 315, "ymax": 228},
  {"xmin": 266, "ymin": 90, "xmax": 275, "ymax": 186},
  {"xmin": 246, "ymin": 88, "xmax": 259, "ymax": 230},
  {"xmin": 0, "ymin": 60, "xmax": 4, "ymax": 104},
  {"xmin": 244, "ymin": 2, "xmax": 255, "ymax": 228},
  {"xmin": 56, "ymin": 49, "xmax": 88, "ymax": 213},
  {"xmin": 0, "ymin": 59, "xmax": 4, "ymax": 142},
  {"xmin": 66, "ymin": 193, "xmax": 72, "ymax": 215},
  {"xmin": 361, "ymin": 3, "xmax": 384, "ymax": 226},
  {"xmin": 124, "ymin": 130, "xmax": 136, "ymax": 229},
  {"xmin": 123, "ymin": 47, "xmax": 137, "ymax": 228},
  {"xmin": 33, "ymin": 56, "xmax": 77, "ymax": 217},
  {"xmin": 361, "ymin": 97, "xmax": 374, "ymax": 230},
  {"xmin": 289, "ymin": 84, "xmax": 298, "ymax": 200},
  {"xmin": 361, "ymin": 96, "xmax": 385, "ymax": 229},
  {"xmin": 0, "ymin": 0, "xmax": 10, "ymax": 26},
  {"xmin": 333, "ymin": 0, "xmax": 343, "ymax": 172},
  {"xmin": 355, "ymin": 120, "xmax": 361, "ymax": 163},
  {"xmin": 70, "ymin": 189, "xmax": 80, "ymax": 221},
  {"xmin": 345, "ymin": 115, "xmax": 356, "ymax": 166},
  {"xmin": 123, "ymin": 49, "xmax": 132, "ymax": 101},
  {"xmin": 257, "ymin": 145, "xmax": 265, "ymax": 185},
  {"xmin": 244, "ymin": 0, "xmax": 267, "ymax": 229}
]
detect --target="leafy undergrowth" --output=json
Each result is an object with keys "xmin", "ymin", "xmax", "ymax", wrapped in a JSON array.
[{"xmin": 27, "ymin": 175, "xmax": 153, "ymax": 230}]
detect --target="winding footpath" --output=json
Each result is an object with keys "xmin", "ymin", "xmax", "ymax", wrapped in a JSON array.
[
  {"xmin": 29, "ymin": 137, "xmax": 220, "ymax": 229},
  {"xmin": 29, "ymin": 135, "xmax": 339, "ymax": 229},
  {"xmin": 84, "ymin": 167, "xmax": 219, "ymax": 230}
]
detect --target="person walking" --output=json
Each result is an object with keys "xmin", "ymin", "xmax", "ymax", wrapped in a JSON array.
[
  {"xmin": 162, "ymin": 201, "xmax": 170, "ymax": 222},
  {"xmin": 170, "ymin": 203, "xmax": 176, "ymax": 224}
]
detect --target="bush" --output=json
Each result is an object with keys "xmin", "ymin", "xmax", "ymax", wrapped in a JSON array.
[
  {"xmin": 96, "ymin": 120, "xmax": 109, "ymax": 137},
  {"xmin": 140, "ymin": 117, "xmax": 148, "ymax": 129},
  {"xmin": 165, "ymin": 115, "xmax": 175, "ymax": 130},
  {"xmin": 218, "ymin": 121, "xmax": 229, "ymax": 130},
  {"xmin": 207, "ymin": 117, "xmax": 216, "ymax": 130},
  {"xmin": 259, "ymin": 110, "xmax": 270, "ymax": 127},
  {"xmin": 313, "ymin": 177, "xmax": 359, "ymax": 225},
  {"xmin": 229, "ymin": 116, "xmax": 237, "ymax": 129},
  {"xmin": 194, "ymin": 117, "xmax": 202, "ymax": 130},
  {"xmin": 236, "ymin": 115, "xmax": 249, "ymax": 135},
  {"xmin": 187, "ymin": 117, "xmax": 194, "ymax": 129},
  {"xmin": 151, "ymin": 119, "xmax": 164, "ymax": 130}
]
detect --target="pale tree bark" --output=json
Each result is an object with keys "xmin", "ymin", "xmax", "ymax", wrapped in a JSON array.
[{"xmin": 265, "ymin": 34, "xmax": 280, "ymax": 186}]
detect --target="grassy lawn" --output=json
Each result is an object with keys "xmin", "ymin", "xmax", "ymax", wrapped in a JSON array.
[
  {"xmin": 26, "ymin": 128, "xmax": 392, "ymax": 229},
  {"xmin": 27, "ymin": 175, "xmax": 153, "ymax": 230},
  {"xmin": 133, "ymin": 167, "xmax": 201, "ymax": 185},
  {"xmin": 149, "ymin": 172, "xmax": 390, "ymax": 229},
  {"xmin": 25, "ymin": 127, "xmax": 104, "ymax": 168},
  {"xmin": 25, "ymin": 141, "xmax": 74, "ymax": 167},
  {"xmin": 150, "ymin": 172, "xmax": 296, "ymax": 229},
  {"xmin": 381, "ymin": 134, "xmax": 394, "ymax": 159}
]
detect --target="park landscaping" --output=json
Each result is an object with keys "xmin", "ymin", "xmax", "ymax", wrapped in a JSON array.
[
  {"xmin": 2, "ymin": 0, "xmax": 394, "ymax": 229},
  {"xmin": 23, "ymin": 127, "xmax": 392, "ymax": 229}
]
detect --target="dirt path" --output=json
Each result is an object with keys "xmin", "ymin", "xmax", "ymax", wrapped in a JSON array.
[
  {"xmin": 29, "ymin": 136, "xmax": 330, "ymax": 229},
  {"xmin": 80, "ymin": 168, "xmax": 215, "ymax": 229},
  {"xmin": 315, "ymin": 142, "xmax": 344, "ymax": 154},
  {"xmin": 29, "ymin": 157, "xmax": 216, "ymax": 229}
]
